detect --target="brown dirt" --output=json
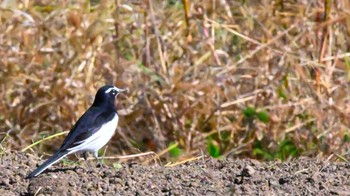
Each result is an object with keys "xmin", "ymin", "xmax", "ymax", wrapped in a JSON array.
[{"xmin": 1, "ymin": 151, "xmax": 350, "ymax": 195}]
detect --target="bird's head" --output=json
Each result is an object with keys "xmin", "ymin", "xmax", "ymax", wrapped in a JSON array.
[{"xmin": 92, "ymin": 85, "xmax": 127, "ymax": 110}]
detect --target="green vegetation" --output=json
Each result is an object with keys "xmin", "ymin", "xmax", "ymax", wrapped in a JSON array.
[
  {"xmin": 0, "ymin": 0, "xmax": 350, "ymax": 162},
  {"xmin": 112, "ymin": 162, "xmax": 123, "ymax": 171},
  {"xmin": 168, "ymin": 142, "xmax": 182, "ymax": 158}
]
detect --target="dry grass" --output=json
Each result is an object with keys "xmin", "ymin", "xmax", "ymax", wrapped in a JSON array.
[{"xmin": 0, "ymin": 0, "xmax": 350, "ymax": 161}]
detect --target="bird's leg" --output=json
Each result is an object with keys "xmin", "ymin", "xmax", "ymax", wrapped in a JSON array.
[
  {"xmin": 82, "ymin": 152, "xmax": 93, "ymax": 172},
  {"xmin": 83, "ymin": 152, "xmax": 88, "ymax": 161},
  {"xmin": 94, "ymin": 151, "xmax": 104, "ymax": 169}
]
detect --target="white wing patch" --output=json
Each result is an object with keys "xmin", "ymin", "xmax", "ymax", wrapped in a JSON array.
[{"xmin": 67, "ymin": 114, "xmax": 119, "ymax": 154}]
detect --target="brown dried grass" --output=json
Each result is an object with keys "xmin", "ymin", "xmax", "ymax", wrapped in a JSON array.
[{"xmin": 0, "ymin": 0, "xmax": 350, "ymax": 161}]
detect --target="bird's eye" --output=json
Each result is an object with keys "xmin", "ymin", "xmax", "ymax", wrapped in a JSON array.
[{"xmin": 111, "ymin": 89, "xmax": 117, "ymax": 95}]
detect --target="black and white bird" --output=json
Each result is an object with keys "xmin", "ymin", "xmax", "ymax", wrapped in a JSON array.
[{"xmin": 26, "ymin": 85, "xmax": 127, "ymax": 179}]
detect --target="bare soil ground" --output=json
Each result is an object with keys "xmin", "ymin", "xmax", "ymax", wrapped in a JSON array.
[{"xmin": 1, "ymin": 151, "xmax": 350, "ymax": 195}]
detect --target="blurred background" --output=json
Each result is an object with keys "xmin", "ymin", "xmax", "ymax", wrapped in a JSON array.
[{"xmin": 1, "ymin": 0, "xmax": 350, "ymax": 162}]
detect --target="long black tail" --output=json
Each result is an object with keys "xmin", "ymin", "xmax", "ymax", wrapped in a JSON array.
[{"xmin": 26, "ymin": 151, "xmax": 68, "ymax": 179}]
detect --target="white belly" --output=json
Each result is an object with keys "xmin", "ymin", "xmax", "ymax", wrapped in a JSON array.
[{"xmin": 68, "ymin": 114, "xmax": 119, "ymax": 153}]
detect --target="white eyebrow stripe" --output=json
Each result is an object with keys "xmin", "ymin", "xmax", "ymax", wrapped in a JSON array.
[{"xmin": 105, "ymin": 87, "xmax": 119, "ymax": 93}]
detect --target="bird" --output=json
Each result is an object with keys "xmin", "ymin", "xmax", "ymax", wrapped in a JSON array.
[{"xmin": 26, "ymin": 85, "xmax": 127, "ymax": 179}]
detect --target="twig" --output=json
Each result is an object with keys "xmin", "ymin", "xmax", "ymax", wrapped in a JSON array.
[
  {"xmin": 165, "ymin": 155, "xmax": 203, "ymax": 167},
  {"xmin": 148, "ymin": 0, "xmax": 168, "ymax": 75},
  {"xmin": 220, "ymin": 95, "xmax": 255, "ymax": 108},
  {"xmin": 21, "ymin": 131, "xmax": 69, "ymax": 152},
  {"xmin": 103, "ymin": 151, "xmax": 157, "ymax": 159},
  {"xmin": 285, "ymin": 118, "xmax": 315, "ymax": 133},
  {"xmin": 143, "ymin": 142, "xmax": 180, "ymax": 165},
  {"xmin": 294, "ymin": 168, "xmax": 309, "ymax": 175},
  {"xmin": 216, "ymin": 22, "xmax": 298, "ymax": 76}
]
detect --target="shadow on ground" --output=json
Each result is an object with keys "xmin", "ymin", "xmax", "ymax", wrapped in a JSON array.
[{"xmin": 1, "ymin": 151, "xmax": 349, "ymax": 195}]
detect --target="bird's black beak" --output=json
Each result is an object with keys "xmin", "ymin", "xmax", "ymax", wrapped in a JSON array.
[{"xmin": 118, "ymin": 88, "xmax": 128, "ymax": 93}]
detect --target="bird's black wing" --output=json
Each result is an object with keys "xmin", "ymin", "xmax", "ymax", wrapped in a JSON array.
[{"xmin": 58, "ymin": 106, "xmax": 116, "ymax": 151}]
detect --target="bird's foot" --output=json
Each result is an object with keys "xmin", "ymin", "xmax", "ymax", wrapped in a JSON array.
[{"xmin": 96, "ymin": 160, "xmax": 107, "ymax": 168}]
